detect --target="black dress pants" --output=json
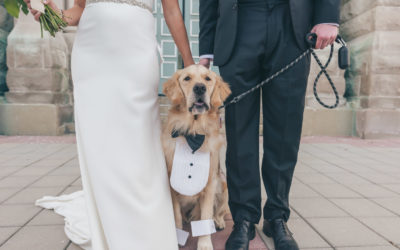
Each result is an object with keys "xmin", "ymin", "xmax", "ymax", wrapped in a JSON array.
[{"xmin": 219, "ymin": 0, "xmax": 311, "ymax": 223}]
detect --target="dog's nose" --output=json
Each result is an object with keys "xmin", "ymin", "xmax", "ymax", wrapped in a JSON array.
[{"xmin": 193, "ymin": 83, "xmax": 206, "ymax": 95}]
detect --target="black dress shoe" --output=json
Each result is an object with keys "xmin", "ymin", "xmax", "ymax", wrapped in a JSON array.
[
  {"xmin": 225, "ymin": 220, "xmax": 256, "ymax": 250},
  {"xmin": 263, "ymin": 219, "xmax": 299, "ymax": 250}
]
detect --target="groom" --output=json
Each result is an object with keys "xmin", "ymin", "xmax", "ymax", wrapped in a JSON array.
[{"xmin": 199, "ymin": 0, "xmax": 340, "ymax": 249}]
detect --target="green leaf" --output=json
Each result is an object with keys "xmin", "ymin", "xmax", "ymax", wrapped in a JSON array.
[
  {"xmin": 4, "ymin": 0, "xmax": 20, "ymax": 18},
  {"xmin": 17, "ymin": 0, "xmax": 29, "ymax": 15}
]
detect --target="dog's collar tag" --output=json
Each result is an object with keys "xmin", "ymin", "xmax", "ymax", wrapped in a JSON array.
[{"xmin": 170, "ymin": 138, "xmax": 210, "ymax": 196}]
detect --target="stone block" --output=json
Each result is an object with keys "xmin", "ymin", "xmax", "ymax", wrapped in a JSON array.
[
  {"xmin": 5, "ymin": 91, "xmax": 71, "ymax": 104},
  {"xmin": 362, "ymin": 74, "xmax": 400, "ymax": 96},
  {"xmin": 341, "ymin": 6, "xmax": 400, "ymax": 41},
  {"xmin": 0, "ymin": 103, "xmax": 73, "ymax": 135},
  {"xmin": 360, "ymin": 96, "xmax": 400, "ymax": 109},
  {"xmin": 356, "ymin": 109, "xmax": 400, "ymax": 138},
  {"xmin": 7, "ymin": 67, "xmax": 69, "ymax": 93},
  {"xmin": 370, "ymin": 51, "xmax": 400, "ymax": 75},
  {"xmin": 302, "ymin": 107, "xmax": 354, "ymax": 137}
]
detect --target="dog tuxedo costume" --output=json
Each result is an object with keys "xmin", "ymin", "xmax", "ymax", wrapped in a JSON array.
[{"xmin": 170, "ymin": 133, "xmax": 210, "ymax": 196}]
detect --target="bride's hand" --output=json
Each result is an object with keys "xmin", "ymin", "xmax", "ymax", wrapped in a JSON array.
[{"xmin": 25, "ymin": 0, "xmax": 60, "ymax": 21}]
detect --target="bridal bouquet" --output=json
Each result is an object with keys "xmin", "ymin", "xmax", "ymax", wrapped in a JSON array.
[{"xmin": 4, "ymin": 0, "xmax": 68, "ymax": 37}]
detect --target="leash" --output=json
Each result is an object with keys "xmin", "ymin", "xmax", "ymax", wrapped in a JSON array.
[{"xmin": 219, "ymin": 33, "xmax": 349, "ymax": 110}]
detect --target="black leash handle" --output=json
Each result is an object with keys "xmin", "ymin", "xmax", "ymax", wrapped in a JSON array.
[{"xmin": 306, "ymin": 33, "xmax": 349, "ymax": 109}]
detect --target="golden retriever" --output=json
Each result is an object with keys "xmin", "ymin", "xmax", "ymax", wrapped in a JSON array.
[{"xmin": 162, "ymin": 65, "xmax": 231, "ymax": 250}]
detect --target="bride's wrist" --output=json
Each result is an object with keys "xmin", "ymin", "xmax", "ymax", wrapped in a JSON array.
[{"xmin": 183, "ymin": 57, "xmax": 195, "ymax": 67}]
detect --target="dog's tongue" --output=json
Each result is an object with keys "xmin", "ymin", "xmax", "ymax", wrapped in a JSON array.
[{"xmin": 195, "ymin": 102, "xmax": 204, "ymax": 106}]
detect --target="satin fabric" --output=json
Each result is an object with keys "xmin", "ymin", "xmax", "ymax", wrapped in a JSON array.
[{"xmin": 66, "ymin": 3, "xmax": 178, "ymax": 249}]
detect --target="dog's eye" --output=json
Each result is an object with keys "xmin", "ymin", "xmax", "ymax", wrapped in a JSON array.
[
  {"xmin": 184, "ymin": 76, "xmax": 191, "ymax": 81},
  {"xmin": 205, "ymin": 76, "xmax": 211, "ymax": 81}
]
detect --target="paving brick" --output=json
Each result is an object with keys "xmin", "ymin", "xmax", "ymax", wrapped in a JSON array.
[
  {"xmin": 0, "ymin": 225, "xmax": 69, "ymax": 250},
  {"xmin": 48, "ymin": 165, "xmax": 81, "ymax": 176},
  {"xmin": 287, "ymin": 218, "xmax": 330, "ymax": 249},
  {"xmin": 11, "ymin": 165, "xmax": 58, "ymax": 176},
  {"xmin": 308, "ymin": 217, "xmax": 388, "ymax": 247},
  {"xmin": 308, "ymin": 183, "xmax": 362, "ymax": 198},
  {"xmin": 344, "ymin": 184, "xmax": 399, "ymax": 198},
  {"xmin": 357, "ymin": 172, "xmax": 400, "ymax": 184},
  {"xmin": 62, "ymin": 186, "xmax": 82, "ymax": 195},
  {"xmin": 331, "ymin": 198, "xmax": 396, "ymax": 217},
  {"xmin": 30, "ymin": 175, "xmax": 78, "ymax": 188},
  {"xmin": 0, "ymin": 205, "xmax": 41, "ymax": 226},
  {"xmin": 70, "ymin": 177, "xmax": 82, "ymax": 187},
  {"xmin": 337, "ymin": 246, "xmax": 398, "ymax": 250},
  {"xmin": 67, "ymin": 242, "xmax": 83, "ymax": 250},
  {"xmin": 360, "ymin": 217, "xmax": 400, "ymax": 245},
  {"xmin": 289, "ymin": 181, "xmax": 321, "ymax": 198},
  {"xmin": 294, "ymin": 173, "xmax": 336, "ymax": 184},
  {"xmin": 0, "ymin": 166, "xmax": 25, "ymax": 177},
  {"xmin": 0, "ymin": 176, "xmax": 41, "ymax": 188},
  {"xmin": 3, "ymin": 187, "xmax": 64, "ymax": 205},
  {"xmin": 290, "ymin": 198, "xmax": 348, "ymax": 218},
  {"xmin": 27, "ymin": 209, "xmax": 65, "ymax": 226},
  {"xmin": 382, "ymin": 184, "xmax": 400, "ymax": 194},
  {"xmin": 323, "ymin": 172, "xmax": 372, "ymax": 185},
  {"xmin": 0, "ymin": 227, "xmax": 19, "ymax": 245},
  {"xmin": 0, "ymin": 188, "xmax": 20, "ymax": 203},
  {"xmin": 372, "ymin": 198, "xmax": 400, "ymax": 215}
]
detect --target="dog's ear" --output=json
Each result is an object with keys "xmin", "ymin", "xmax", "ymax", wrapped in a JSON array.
[
  {"xmin": 163, "ymin": 70, "xmax": 185, "ymax": 106},
  {"xmin": 211, "ymin": 75, "xmax": 232, "ymax": 109}
]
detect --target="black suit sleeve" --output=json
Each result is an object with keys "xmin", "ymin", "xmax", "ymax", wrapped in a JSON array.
[
  {"xmin": 199, "ymin": 0, "xmax": 219, "ymax": 56},
  {"xmin": 313, "ymin": 0, "xmax": 341, "ymax": 25}
]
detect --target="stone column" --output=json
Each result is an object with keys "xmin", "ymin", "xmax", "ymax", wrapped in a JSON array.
[
  {"xmin": 341, "ymin": 0, "xmax": 400, "ymax": 138},
  {"xmin": 0, "ymin": 9, "xmax": 74, "ymax": 135},
  {"xmin": 0, "ymin": 1, "xmax": 13, "ymax": 95}
]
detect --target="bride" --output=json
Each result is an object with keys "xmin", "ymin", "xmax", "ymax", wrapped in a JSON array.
[{"xmin": 25, "ymin": 0, "xmax": 194, "ymax": 249}]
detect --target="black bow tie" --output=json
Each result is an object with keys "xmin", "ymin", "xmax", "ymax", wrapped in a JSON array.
[{"xmin": 171, "ymin": 130, "xmax": 205, "ymax": 154}]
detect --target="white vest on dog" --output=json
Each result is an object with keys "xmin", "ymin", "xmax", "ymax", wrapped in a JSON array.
[{"xmin": 170, "ymin": 137, "xmax": 210, "ymax": 196}]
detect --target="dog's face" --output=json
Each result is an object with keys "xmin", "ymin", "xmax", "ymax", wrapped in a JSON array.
[{"xmin": 163, "ymin": 65, "xmax": 231, "ymax": 114}]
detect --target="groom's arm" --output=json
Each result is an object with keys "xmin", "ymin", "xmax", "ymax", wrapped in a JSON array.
[
  {"xmin": 311, "ymin": 0, "xmax": 341, "ymax": 49},
  {"xmin": 313, "ymin": 0, "xmax": 341, "ymax": 25},
  {"xmin": 199, "ymin": 0, "xmax": 219, "ymax": 65}
]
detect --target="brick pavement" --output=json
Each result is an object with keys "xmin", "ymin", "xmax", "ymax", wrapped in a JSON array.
[{"xmin": 0, "ymin": 136, "xmax": 399, "ymax": 250}]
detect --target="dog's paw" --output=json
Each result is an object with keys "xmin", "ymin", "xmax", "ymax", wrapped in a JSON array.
[
  {"xmin": 214, "ymin": 217, "xmax": 226, "ymax": 231},
  {"xmin": 197, "ymin": 236, "xmax": 213, "ymax": 250}
]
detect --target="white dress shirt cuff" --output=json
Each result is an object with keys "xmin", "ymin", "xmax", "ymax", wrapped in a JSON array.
[
  {"xmin": 199, "ymin": 54, "xmax": 214, "ymax": 60},
  {"xmin": 321, "ymin": 23, "xmax": 339, "ymax": 27}
]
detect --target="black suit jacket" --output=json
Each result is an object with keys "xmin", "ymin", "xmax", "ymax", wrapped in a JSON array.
[{"xmin": 199, "ymin": 0, "xmax": 341, "ymax": 66}]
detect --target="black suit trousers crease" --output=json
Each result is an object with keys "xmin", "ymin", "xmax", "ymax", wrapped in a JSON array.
[{"xmin": 219, "ymin": 2, "xmax": 311, "ymax": 224}]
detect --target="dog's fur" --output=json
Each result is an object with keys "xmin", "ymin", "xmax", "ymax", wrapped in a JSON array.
[{"xmin": 162, "ymin": 65, "xmax": 231, "ymax": 250}]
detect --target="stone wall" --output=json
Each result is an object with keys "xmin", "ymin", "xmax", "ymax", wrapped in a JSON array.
[
  {"xmin": 340, "ymin": 0, "xmax": 400, "ymax": 138},
  {"xmin": 0, "ymin": 6, "xmax": 74, "ymax": 135},
  {"xmin": 0, "ymin": 1, "xmax": 13, "ymax": 95},
  {"xmin": 1, "ymin": 1, "xmax": 400, "ymax": 138}
]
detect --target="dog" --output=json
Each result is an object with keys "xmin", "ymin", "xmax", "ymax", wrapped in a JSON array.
[{"xmin": 162, "ymin": 65, "xmax": 231, "ymax": 250}]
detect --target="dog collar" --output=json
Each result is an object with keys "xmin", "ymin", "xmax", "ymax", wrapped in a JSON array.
[{"xmin": 171, "ymin": 130, "xmax": 205, "ymax": 154}]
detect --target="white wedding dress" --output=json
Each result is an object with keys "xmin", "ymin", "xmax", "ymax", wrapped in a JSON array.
[{"xmin": 36, "ymin": 1, "xmax": 179, "ymax": 249}]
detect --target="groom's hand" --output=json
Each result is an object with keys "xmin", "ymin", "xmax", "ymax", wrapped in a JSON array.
[
  {"xmin": 199, "ymin": 58, "xmax": 211, "ymax": 69},
  {"xmin": 310, "ymin": 24, "xmax": 339, "ymax": 50}
]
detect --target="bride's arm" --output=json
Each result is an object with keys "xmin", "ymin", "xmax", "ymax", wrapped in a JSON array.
[
  {"xmin": 25, "ymin": 0, "xmax": 86, "ymax": 26},
  {"xmin": 162, "ymin": 0, "xmax": 195, "ymax": 67}
]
